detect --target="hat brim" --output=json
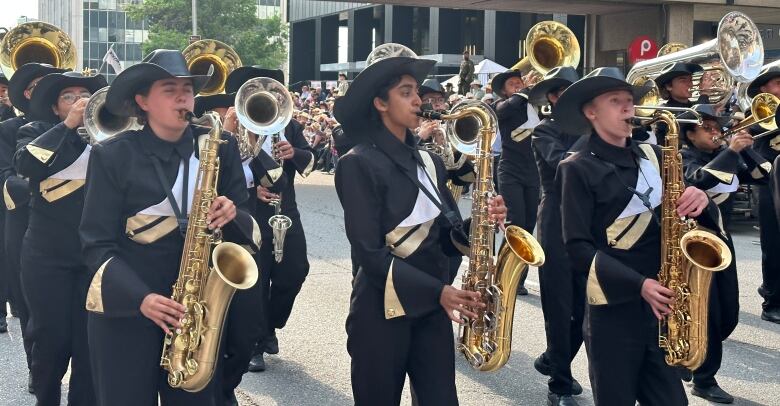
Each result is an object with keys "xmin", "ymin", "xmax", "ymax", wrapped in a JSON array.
[
  {"xmin": 748, "ymin": 68, "xmax": 780, "ymax": 99},
  {"xmin": 8, "ymin": 64, "xmax": 67, "ymax": 114},
  {"xmin": 655, "ymin": 63, "xmax": 703, "ymax": 89},
  {"xmin": 105, "ymin": 63, "xmax": 211, "ymax": 117},
  {"xmin": 528, "ymin": 78, "xmax": 573, "ymax": 106},
  {"xmin": 553, "ymin": 77, "xmax": 652, "ymax": 135},
  {"xmin": 492, "ymin": 71, "xmax": 524, "ymax": 98},
  {"xmin": 334, "ymin": 57, "xmax": 435, "ymax": 134},
  {"xmin": 226, "ymin": 66, "xmax": 285, "ymax": 94},
  {"xmin": 28, "ymin": 74, "xmax": 108, "ymax": 123},
  {"xmin": 194, "ymin": 92, "xmax": 236, "ymax": 118},
  {"xmin": 419, "ymin": 85, "xmax": 444, "ymax": 97}
]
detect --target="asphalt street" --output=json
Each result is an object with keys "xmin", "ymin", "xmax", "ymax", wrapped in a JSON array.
[{"xmin": 0, "ymin": 172, "xmax": 778, "ymax": 405}]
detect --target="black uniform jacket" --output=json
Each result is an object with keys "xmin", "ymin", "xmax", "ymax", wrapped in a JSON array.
[
  {"xmin": 249, "ymin": 120, "xmax": 314, "ymax": 221},
  {"xmin": 14, "ymin": 121, "xmax": 89, "ymax": 261},
  {"xmin": 752, "ymin": 123, "xmax": 780, "ymax": 162},
  {"xmin": 557, "ymin": 134, "xmax": 720, "ymax": 309},
  {"xmin": 496, "ymin": 88, "xmax": 540, "ymax": 185},
  {"xmin": 531, "ymin": 117, "xmax": 586, "ymax": 197},
  {"xmin": 0, "ymin": 116, "xmax": 30, "ymax": 211},
  {"xmin": 335, "ymin": 125, "xmax": 465, "ymax": 320},
  {"xmin": 681, "ymin": 144, "xmax": 769, "ymax": 210},
  {"xmin": 79, "ymin": 124, "xmax": 261, "ymax": 318}
]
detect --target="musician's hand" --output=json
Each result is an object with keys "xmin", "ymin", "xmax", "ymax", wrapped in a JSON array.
[
  {"xmin": 257, "ymin": 186, "xmax": 280, "ymax": 203},
  {"xmin": 223, "ymin": 107, "xmax": 238, "ymax": 133},
  {"xmin": 417, "ymin": 120, "xmax": 437, "ymax": 140},
  {"xmin": 440, "ymin": 285, "xmax": 484, "ymax": 324},
  {"xmin": 276, "ymin": 140, "xmax": 295, "ymax": 160},
  {"xmin": 207, "ymin": 196, "xmax": 236, "ymax": 230},
  {"xmin": 140, "ymin": 293, "xmax": 186, "ymax": 334},
  {"xmin": 63, "ymin": 98, "xmax": 88, "ymax": 129},
  {"xmin": 640, "ymin": 279, "xmax": 674, "ymax": 320},
  {"xmin": 0, "ymin": 96, "xmax": 11, "ymax": 107},
  {"xmin": 676, "ymin": 186, "xmax": 708, "ymax": 218},
  {"xmin": 488, "ymin": 195, "xmax": 507, "ymax": 229},
  {"xmin": 728, "ymin": 130, "xmax": 753, "ymax": 152}
]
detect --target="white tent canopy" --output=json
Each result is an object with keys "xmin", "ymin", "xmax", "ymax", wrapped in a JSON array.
[{"xmin": 441, "ymin": 58, "xmax": 508, "ymax": 88}]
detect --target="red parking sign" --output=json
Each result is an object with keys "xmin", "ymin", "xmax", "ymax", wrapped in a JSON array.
[{"xmin": 628, "ymin": 36, "xmax": 658, "ymax": 65}]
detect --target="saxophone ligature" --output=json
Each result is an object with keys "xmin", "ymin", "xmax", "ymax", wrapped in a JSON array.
[
  {"xmin": 235, "ymin": 77, "xmax": 294, "ymax": 262},
  {"xmin": 421, "ymin": 100, "xmax": 545, "ymax": 371},
  {"xmin": 160, "ymin": 110, "xmax": 259, "ymax": 391},
  {"xmin": 635, "ymin": 107, "xmax": 732, "ymax": 370}
]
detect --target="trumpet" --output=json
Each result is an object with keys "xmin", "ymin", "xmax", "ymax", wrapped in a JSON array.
[
  {"xmin": 712, "ymin": 93, "xmax": 778, "ymax": 143},
  {"xmin": 77, "ymin": 87, "xmax": 142, "ymax": 144}
]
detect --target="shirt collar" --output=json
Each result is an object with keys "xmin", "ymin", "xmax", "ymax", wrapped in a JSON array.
[
  {"xmin": 369, "ymin": 125, "xmax": 420, "ymax": 171},
  {"xmin": 588, "ymin": 131, "xmax": 647, "ymax": 168},
  {"xmin": 139, "ymin": 124, "xmax": 195, "ymax": 162}
]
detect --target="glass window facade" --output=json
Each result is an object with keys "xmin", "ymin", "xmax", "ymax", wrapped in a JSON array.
[{"xmin": 83, "ymin": 0, "xmax": 147, "ymax": 82}]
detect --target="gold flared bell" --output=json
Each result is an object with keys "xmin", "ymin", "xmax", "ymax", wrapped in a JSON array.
[
  {"xmin": 0, "ymin": 22, "xmax": 77, "ymax": 78},
  {"xmin": 182, "ymin": 39, "xmax": 242, "ymax": 96},
  {"xmin": 510, "ymin": 21, "xmax": 580, "ymax": 76}
]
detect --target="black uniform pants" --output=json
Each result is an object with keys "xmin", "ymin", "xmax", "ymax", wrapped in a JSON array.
[
  {"xmin": 5, "ymin": 205, "xmax": 31, "ymax": 366},
  {"xmin": 88, "ymin": 313, "xmax": 220, "ymax": 406},
  {"xmin": 758, "ymin": 184, "xmax": 780, "ymax": 310},
  {"xmin": 347, "ymin": 277, "xmax": 458, "ymax": 406},
  {"xmin": 498, "ymin": 162, "xmax": 539, "ymax": 232},
  {"xmin": 585, "ymin": 303, "xmax": 687, "ymax": 406},
  {"xmin": 0, "ymin": 211, "xmax": 7, "ymax": 318},
  {"xmin": 220, "ymin": 265, "xmax": 264, "ymax": 404},
  {"xmin": 255, "ymin": 218, "xmax": 310, "ymax": 345},
  {"xmin": 693, "ymin": 237, "xmax": 739, "ymax": 388},
  {"xmin": 21, "ymin": 237, "xmax": 95, "ymax": 406}
]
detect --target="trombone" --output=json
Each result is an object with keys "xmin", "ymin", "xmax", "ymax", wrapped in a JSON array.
[
  {"xmin": 632, "ymin": 105, "xmax": 703, "ymax": 127},
  {"xmin": 711, "ymin": 93, "xmax": 778, "ymax": 143}
]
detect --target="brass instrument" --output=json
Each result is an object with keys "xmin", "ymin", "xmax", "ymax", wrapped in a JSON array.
[
  {"xmin": 627, "ymin": 12, "xmax": 763, "ymax": 107},
  {"xmin": 422, "ymin": 100, "xmax": 545, "ymax": 372},
  {"xmin": 182, "ymin": 39, "xmax": 242, "ymax": 96},
  {"xmin": 77, "ymin": 87, "xmax": 142, "ymax": 144},
  {"xmin": 712, "ymin": 93, "xmax": 778, "ymax": 143},
  {"xmin": 737, "ymin": 59, "xmax": 780, "ymax": 112},
  {"xmin": 235, "ymin": 77, "xmax": 294, "ymax": 262},
  {"xmin": 638, "ymin": 107, "xmax": 732, "ymax": 370},
  {"xmin": 0, "ymin": 22, "xmax": 77, "ymax": 78},
  {"xmin": 161, "ymin": 111, "xmax": 259, "ymax": 391},
  {"xmin": 417, "ymin": 110, "xmax": 469, "ymax": 202},
  {"xmin": 510, "ymin": 21, "xmax": 580, "ymax": 78}
]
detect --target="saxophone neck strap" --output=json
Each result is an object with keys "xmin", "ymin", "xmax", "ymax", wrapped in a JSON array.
[{"xmin": 150, "ymin": 155, "xmax": 190, "ymax": 237}]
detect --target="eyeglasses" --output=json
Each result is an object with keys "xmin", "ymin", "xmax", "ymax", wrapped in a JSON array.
[
  {"xmin": 422, "ymin": 97, "xmax": 446, "ymax": 104},
  {"xmin": 59, "ymin": 92, "xmax": 92, "ymax": 105},
  {"xmin": 700, "ymin": 125, "xmax": 722, "ymax": 134}
]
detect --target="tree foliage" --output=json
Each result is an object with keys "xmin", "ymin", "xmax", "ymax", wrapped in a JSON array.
[{"xmin": 126, "ymin": 0, "xmax": 288, "ymax": 69}]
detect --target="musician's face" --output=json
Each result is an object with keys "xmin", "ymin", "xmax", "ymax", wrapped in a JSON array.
[
  {"xmin": 53, "ymin": 86, "xmax": 91, "ymax": 121},
  {"xmin": 503, "ymin": 77, "xmax": 525, "ymax": 96},
  {"xmin": 420, "ymin": 91, "xmax": 447, "ymax": 111},
  {"xmin": 584, "ymin": 89, "xmax": 635, "ymax": 144},
  {"xmin": 667, "ymin": 74, "xmax": 693, "ymax": 101},
  {"xmin": 373, "ymin": 74, "xmax": 422, "ymax": 131},
  {"xmin": 24, "ymin": 76, "xmax": 43, "ymax": 100},
  {"xmin": 686, "ymin": 118, "xmax": 722, "ymax": 152},
  {"xmin": 0, "ymin": 84, "xmax": 7, "ymax": 98},
  {"xmin": 136, "ymin": 78, "xmax": 194, "ymax": 132},
  {"xmin": 760, "ymin": 77, "xmax": 780, "ymax": 98}
]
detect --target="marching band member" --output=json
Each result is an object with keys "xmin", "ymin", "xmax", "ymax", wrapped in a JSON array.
[
  {"xmin": 528, "ymin": 66, "xmax": 585, "ymax": 406},
  {"xmin": 333, "ymin": 45, "xmax": 506, "ymax": 405},
  {"xmin": 80, "ymin": 49, "xmax": 259, "ymax": 405},
  {"xmin": 493, "ymin": 68, "xmax": 541, "ymax": 295},
  {"xmin": 416, "ymin": 78, "xmax": 475, "ymax": 198},
  {"xmin": 747, "ymin": 64, "xmax": 780, "ymax": 324},
  {"xmin": 679, "ymin": 104, "xmax": 770, "ymax": 403},
  {"xmin": 0, "ymin": 63, "xmax": 66, "ymax": 393},
  {"xmin": 14, "ymin": 70, "xmax": 106, "ymax": 405},
  {"xmin": 223, "ymin": 66, "xmax": 314, "ymax": 374},
  {"xmin": 0, "ymin": 71, "xmax": 11, "ymax": 334},
  {"xmin": 555, "ymin": 67, "xmax": 714, "ymax": 405},
  {"xmin": 0, "ymin": 72, "xmax": 14, "ymax": 121}
]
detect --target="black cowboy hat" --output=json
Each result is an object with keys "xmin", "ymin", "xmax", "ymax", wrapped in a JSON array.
[
  {"xmin": 8, "ymin": 63, "xmax": 67, "ymax": 114},
  {"xmin": 747, "ymin": 65, "xmax": 780, "ymax": 98},
  {"xmin": 0, "ymin": 73, "xmax": 7, "ymax": 86},
  {"xmin": 105, "ymin": 49, "xmax": 212, "ymax": 117},
  {"xmin": 528, "ymin": 66, "xmax": 580, "ymax": 106},
  {"xmin": 553, "ymin": 67, "xmax": 653, "ymax": 135},
  {"xmin": 193, "ymin": 92, "xmax": 235, "ymax": 118},
  {"xmin": 492, "ymin": 70, "xmax": 525, "ymax": 98},
  {"xmin": 333, "ymin": 44, "xmax": 435, "ymax": 134},
  {"xmin": 678, "ymin": 104, "xmax": 733, "ymax": 139},
  {"xmin": 419, "ymin": 78, "xmax": 444, "ymax": 96},
  {"xmin": 654, "ymin": 62, "xmax": 703, "ymax": 90},
  {"xmin": 225, "ymin": 66, "xmax": 285, "ymax": 94},
  {"xmin": 28, "ymin": 71, "xmax": 107, "ymax": 123}
]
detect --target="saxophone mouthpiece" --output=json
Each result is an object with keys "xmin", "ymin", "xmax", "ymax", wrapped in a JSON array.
[
  {"xmin": 178, "ymin": 109, "xmax": 195, "ymax": 123},
  {"xmin": 417, "ymin": 110, "xmax": 444, "ymax": 120}
]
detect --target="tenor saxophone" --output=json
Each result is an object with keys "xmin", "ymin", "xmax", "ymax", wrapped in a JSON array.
[
  {"xmin": 653, "ymin": 109, "xmax": 732, "ymax": 370},
  {"xmin": 160, "ymin": 111, "xmax": 259, "ymax": 392},
  {"xmin": 421, "ymin": 101, "xmax": 545, "ymax": 372}
]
